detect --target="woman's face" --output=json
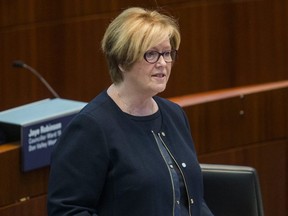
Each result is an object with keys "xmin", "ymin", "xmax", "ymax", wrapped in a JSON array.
[{"xmin": 122, "ymin": 38, "xmax": 173, "ymax": 97}]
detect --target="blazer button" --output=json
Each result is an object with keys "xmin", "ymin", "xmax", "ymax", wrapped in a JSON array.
[
  {"xmin": 161, "ymin": 132, "xmax": 166, "ymax": 136},
  {"xmin": 190, "ymin": 198, "xmax": 194, "ymax": 204}
]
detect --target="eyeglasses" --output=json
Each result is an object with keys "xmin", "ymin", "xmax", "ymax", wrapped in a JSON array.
[{"xmin": 143, "ymin": 50, "xmax": 178, "ymax": 64}]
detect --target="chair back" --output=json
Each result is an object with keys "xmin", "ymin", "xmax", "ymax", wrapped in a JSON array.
[{"xmin": 200, "ymin": 164, "xmax": 264, "ymax": 216}]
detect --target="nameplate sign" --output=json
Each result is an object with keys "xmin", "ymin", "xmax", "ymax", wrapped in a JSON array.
[{"xmin": 0, "ymin": 98, "xmax": 87, "ymax": 171}]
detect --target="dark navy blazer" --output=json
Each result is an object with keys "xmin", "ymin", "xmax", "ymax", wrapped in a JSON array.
[{"xmin": 47, "ymin": 91, "xmax": 213, "ymax": 216}]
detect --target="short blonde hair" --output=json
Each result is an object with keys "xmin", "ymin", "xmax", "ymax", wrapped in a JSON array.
[{"xmin": 101, "ymin": 7, "xmax": 181, "ymax": 83}]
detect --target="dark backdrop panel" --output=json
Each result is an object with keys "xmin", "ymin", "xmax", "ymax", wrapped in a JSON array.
[{"xmin": 1, "ymin": 0, "xmax": 288, "ymax": 110}]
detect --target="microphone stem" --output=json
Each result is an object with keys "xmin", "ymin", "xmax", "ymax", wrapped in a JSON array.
[{"xmin": 23, "ymin": 64, "xmax": 60, "ymax": 98}]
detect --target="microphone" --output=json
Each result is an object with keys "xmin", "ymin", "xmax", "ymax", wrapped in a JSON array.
[{"xmin": 12, "ymin": 60, "xmax": 60, "ymax": 98}]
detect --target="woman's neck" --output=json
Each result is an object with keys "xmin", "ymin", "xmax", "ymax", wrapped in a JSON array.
[{"xmin": 107, "ymin": 84, "xmax": 158, "ymax": 116}]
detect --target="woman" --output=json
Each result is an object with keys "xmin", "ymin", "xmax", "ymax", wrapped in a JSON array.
[{"xmin": 47, "ymin": 7, "xmax": 213, "ymax": 216}]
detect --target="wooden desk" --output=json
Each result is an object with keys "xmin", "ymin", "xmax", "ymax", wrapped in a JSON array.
[{"xmin": 0, "ymin": 143, "xmax": 49, "ymax": 216}]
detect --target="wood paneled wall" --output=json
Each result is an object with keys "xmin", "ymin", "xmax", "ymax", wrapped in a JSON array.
[
  {"xmin": 191, "ymin": 89, "xmax": 287, "ymax": 216},
  {"xmin": 1, "ymin": 0, "xmax": 288, "ymax": 110},
  {"xmin": 0, "ymin": 0, "xmax": 288, "ymax": 215},
  {"xmin": 169, "ymin": 82, "xmax": 288, "ymax": 216}
]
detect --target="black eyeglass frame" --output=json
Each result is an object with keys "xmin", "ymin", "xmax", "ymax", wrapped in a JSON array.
[{"xmin": 143, "ymin": 50, "xmax": 178, "ymax": 64}]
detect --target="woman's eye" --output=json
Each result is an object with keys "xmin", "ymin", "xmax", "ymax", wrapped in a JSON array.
[
  {"xmin": 146, "ymin": 51, "xmax": 157, "ymax": 59},
  {"xmin": 164, "ymin": 51, "xmax": 171, "ymax": 58}
]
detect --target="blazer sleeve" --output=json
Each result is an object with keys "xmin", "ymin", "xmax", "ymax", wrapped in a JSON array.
[{"xmin": 47, "ymin": 113, "xmax": 109, "ymax": 216}]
